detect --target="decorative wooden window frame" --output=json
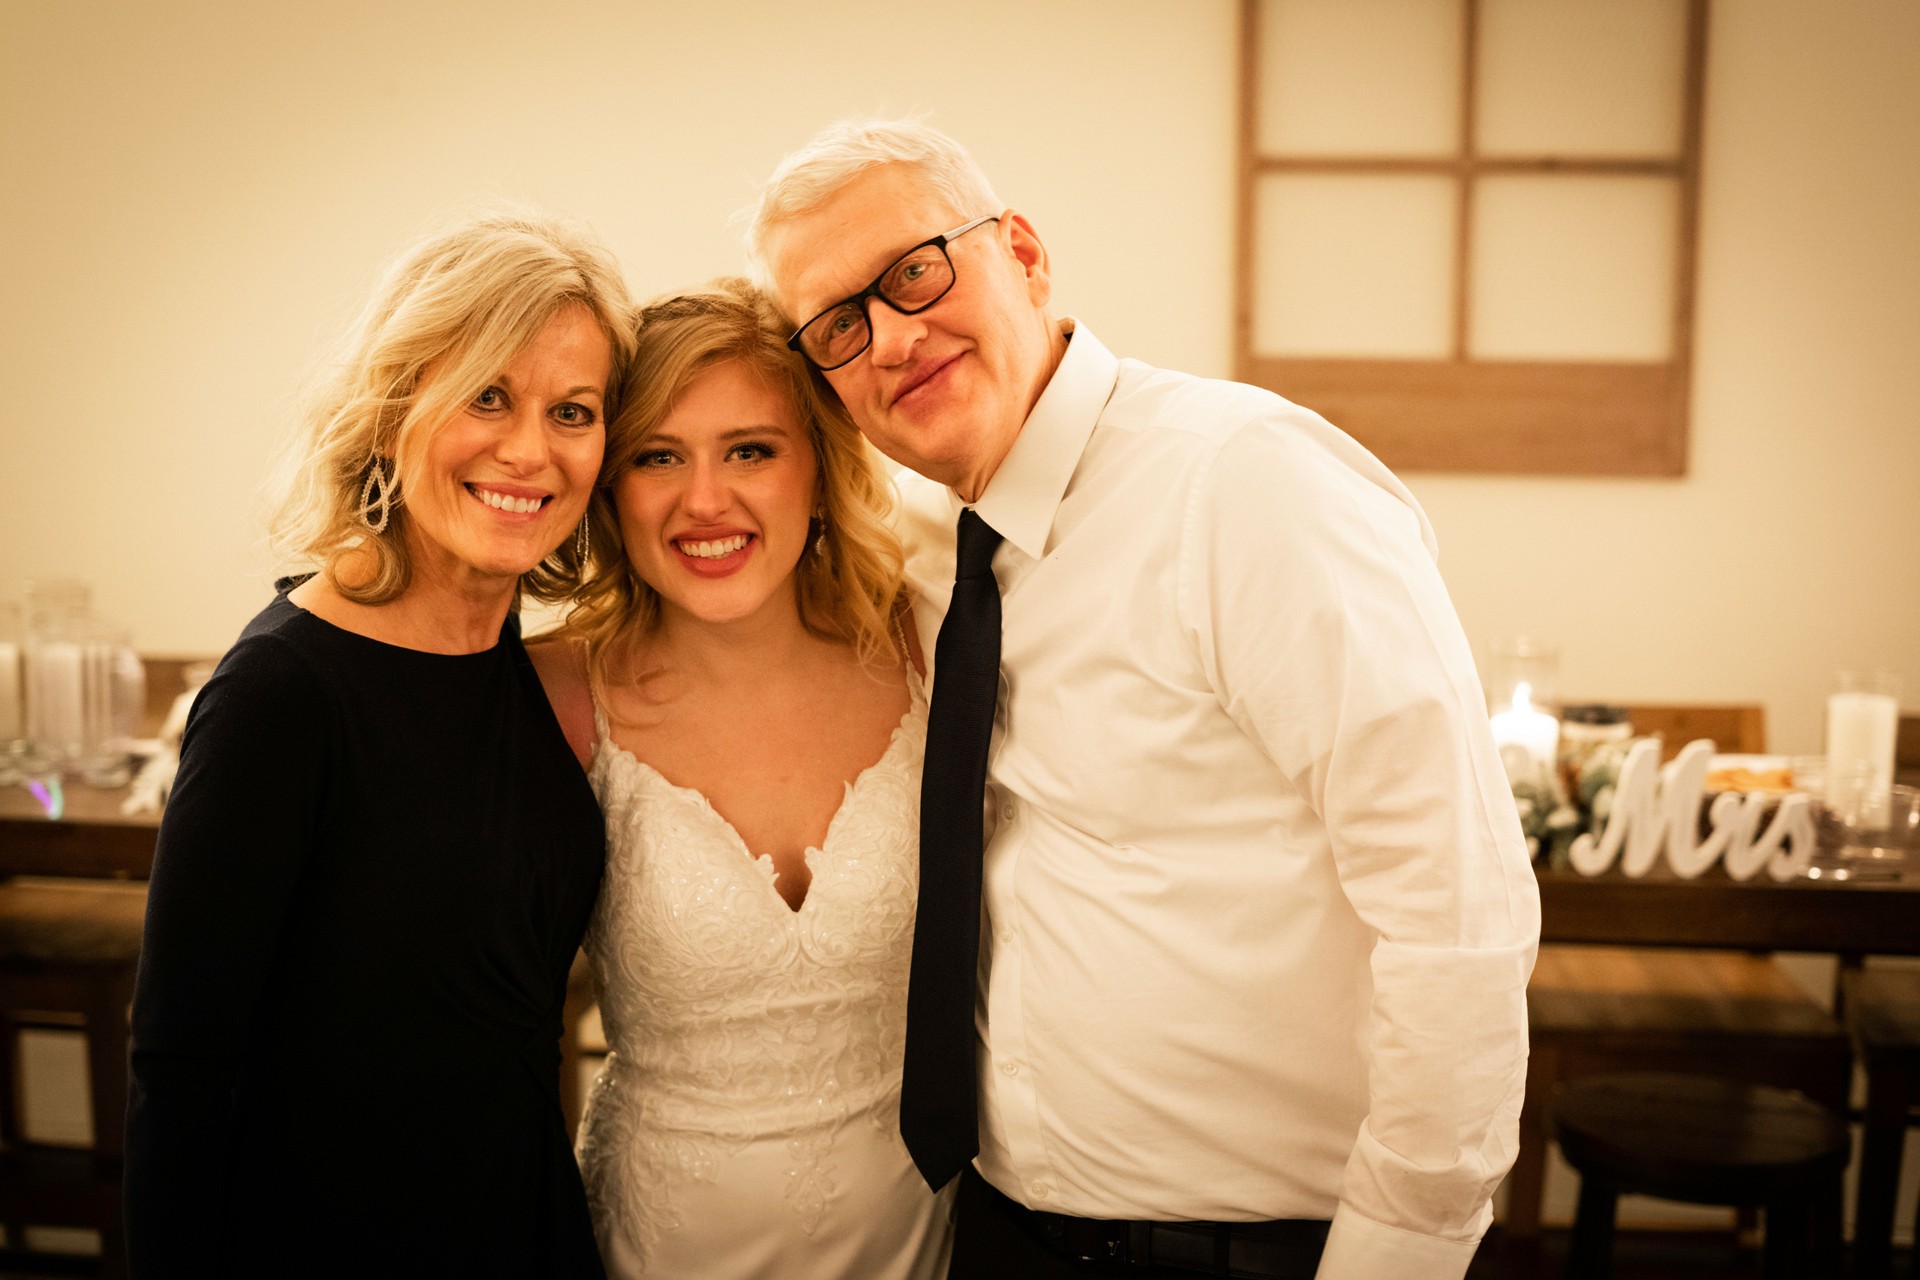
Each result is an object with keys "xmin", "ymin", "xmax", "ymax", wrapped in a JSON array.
[{"xmin": 1234, "ymin": 0, "xmax": 1709, "ymax": 475}]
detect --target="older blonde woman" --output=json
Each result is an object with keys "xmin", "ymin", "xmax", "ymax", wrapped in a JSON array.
[
  {"xmin": 530, "ymin": 280, "xmax": 952, "ymax": 1279},
  {"xmin": 126, "ymin": 211, "xmax": 633, "ymax": 1279}
]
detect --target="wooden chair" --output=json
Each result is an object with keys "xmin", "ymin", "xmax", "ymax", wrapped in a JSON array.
[
  {"xmin": 1896, "ymin": 713, "xmax": 1920, "ymax": 789},
  {"xmin": 0, "ymin": 880, "xmax": 146, "ymax": 1280},
  {"xmin": 1506, "ymin": 704, "xmax": 1852, "ymax": 1239},
  {"xmin": 1619, "ymin": 703, "xmax": 1768, "ymax": 764},
  {"xmin": 1840, "ymin": 966, "xmax": 1920, "ymax": 1280},
  {"xmin": 1553, "ymin": 1073, "xmax": 1849, "ymax": 1280}
]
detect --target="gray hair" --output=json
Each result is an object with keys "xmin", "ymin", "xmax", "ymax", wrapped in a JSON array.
[{"xmin": 744, "ymin": 117, "xmax": 1003, "ymax": 295}]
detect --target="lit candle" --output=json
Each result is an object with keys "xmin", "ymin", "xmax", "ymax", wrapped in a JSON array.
[{"xmin": 1491, "ymin": 681, "xmax": 1560, "ymax": 784}]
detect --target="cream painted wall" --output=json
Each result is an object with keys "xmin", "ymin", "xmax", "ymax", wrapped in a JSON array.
[
  {"xmin": 1, "ymin": 0, "xmax": 1915, "ymax": 753},
  {"xmin": 1415, "ymin": 0, "xmax": 1920, "ymax": 754}
]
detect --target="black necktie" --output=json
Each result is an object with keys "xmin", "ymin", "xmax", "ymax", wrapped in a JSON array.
[{"xmin": 901, "ymin": 507, "xmax": 1004, "ymax": 1191}]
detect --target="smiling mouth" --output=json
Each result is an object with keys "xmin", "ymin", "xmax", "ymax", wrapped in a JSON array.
[
  {"xmin": 893, "ymin": 354, "xmax": 960, "ymax": 405},
  {"xmin": 467, "ymin": 484, "xmax": 551, "ymax": 515},
  {"xmin": 677, "ymin": 534, "xmax": 752, "ymax": 559}
]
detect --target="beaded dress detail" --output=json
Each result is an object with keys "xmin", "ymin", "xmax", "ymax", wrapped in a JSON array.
[{"xmin": 575, "ymin": 674, "xmax": 950, "ymax": 1280}]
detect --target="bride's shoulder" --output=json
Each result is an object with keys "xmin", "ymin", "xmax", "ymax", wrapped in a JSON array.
[{"xmin": 525, "ymin": 635, "xmax": 597, "ymax": 769}]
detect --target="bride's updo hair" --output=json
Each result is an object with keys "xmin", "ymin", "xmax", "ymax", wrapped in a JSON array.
[{"xmin": 566, "ymin": 277, "xmax": 903, "ymax": 682}]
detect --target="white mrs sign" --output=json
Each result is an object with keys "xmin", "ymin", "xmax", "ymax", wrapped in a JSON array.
[{"xmin": 1568, "ymin": 739, "xmax": 1817, "ymax": 881}]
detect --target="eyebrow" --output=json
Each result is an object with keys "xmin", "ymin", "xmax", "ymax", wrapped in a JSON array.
[
  {"xmin": 647, "ymin": 423, "xmax": 798, "ymax": 447},
  {"xmin": 492, "ymin": 374, "xmax": 604, "ymax": 399},
  {"xmin": 819, "ymin": 245, "xmax": 915, "ymax": 309}
]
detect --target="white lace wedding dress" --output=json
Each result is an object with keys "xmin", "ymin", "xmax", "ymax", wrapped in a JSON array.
[{"xmin": 575, "ymin": 681, "xmax": 953, "ymax": 1280}]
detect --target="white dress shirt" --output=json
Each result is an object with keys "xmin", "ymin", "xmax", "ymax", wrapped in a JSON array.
[{"xmin": 896, "ymin": 322, "xmax": 1540, "ymax": 1279}]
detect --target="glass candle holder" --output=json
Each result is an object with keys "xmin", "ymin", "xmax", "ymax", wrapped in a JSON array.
[
  {"xmin": 22, "ymin": 579, "xmax": 95, "ymax": 777},
  {"xmin": 0, "ymin": 602, "xmax": 23, "ymax": 785},
  {"xmin": 1825, "ymin": 670, "xmax": 1901, "ymax": 825},
  {"xmin": 1485, "ymin": 636, "xmax": 1562, "ymax": 715},
  {"xmin": 1486, "ymin": 638, "xmax": 1562, "ymax": 789},
  {"xmin": 77, "ymin": 619, "xmax": 144, "ymax": 788}
]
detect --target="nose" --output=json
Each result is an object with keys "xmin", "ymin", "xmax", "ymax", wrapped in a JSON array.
[
  {"xmin": 681, "ymin": 457, "xmax": 730, "ymax": 519},
  {"xmin": 864, "ymin": 298, "xmax": 926, "ymax": 369},
  {"xmin": 494, "ymin": 405, "xmax": 552, "ymax": 472}
]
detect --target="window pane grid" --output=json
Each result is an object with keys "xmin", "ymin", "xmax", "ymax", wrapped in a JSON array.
[{"xmin": 1236, "ymin": 0, "xmax": 1707, "ymax": 475}]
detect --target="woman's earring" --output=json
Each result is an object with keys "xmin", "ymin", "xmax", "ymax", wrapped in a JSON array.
[
  {"xmin": 812, "ymin": 513, "xmax": 827, "ymax": 559},
  {"xmin": 575, "ymin": 515, "xmax": 591, "ymax": 565},
  {"xmin": 359, "ymin": 457, "xmax": 395, "ymax": 534}
]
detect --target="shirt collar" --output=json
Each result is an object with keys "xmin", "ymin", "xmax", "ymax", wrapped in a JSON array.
[{"xmin": 970, "ymin": 318, "xmax": 1118, "ymax": 561}]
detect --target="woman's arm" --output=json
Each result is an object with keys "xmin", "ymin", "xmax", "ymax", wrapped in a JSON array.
[{"xmin": 124, "ymin": 632, "xmax": 331, "ymax": 1277}]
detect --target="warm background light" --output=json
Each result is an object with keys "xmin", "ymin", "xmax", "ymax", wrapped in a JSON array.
[{"xmin": 0, "ymin": 0, "xmax": 1914, "ymax": 756}]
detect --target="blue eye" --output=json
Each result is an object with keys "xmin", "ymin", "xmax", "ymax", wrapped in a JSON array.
[
  {"xmin": 553, "ymin": 402, "xmax": 597, "ymax": 427},
  {"xmin": 882, "ymin": 248, "xmax": 949, "ymax": 305},
  {"xmin": 472, "ymin": 386, "xmax": 506, "ymax": 411}
]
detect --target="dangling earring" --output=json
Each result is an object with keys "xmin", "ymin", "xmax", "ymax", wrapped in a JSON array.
[
  {"xmin": 811, "ymin": 513, "xmax": 828, "ymax": 560},
  {"xmin": 359, "ymin": 457, "xmax": 395, "ymax": 534},
  {"xmin": 575, "ymin": 514, "xmax": 591, "ymax": 565}
]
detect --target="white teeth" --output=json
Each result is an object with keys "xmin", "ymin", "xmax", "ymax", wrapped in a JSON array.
[
  {"xmin": 679, "ymin": 535, "xmax": 750, "ymax": 559},
  {"xmin": 473, "ymin": 487, "xmax": 543, "ymax": 514}
]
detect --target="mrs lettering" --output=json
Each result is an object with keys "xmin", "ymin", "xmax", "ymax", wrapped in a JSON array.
[{"xmin": 1569, "ymin": 739, "xmax": 1816, "ymax": 881}]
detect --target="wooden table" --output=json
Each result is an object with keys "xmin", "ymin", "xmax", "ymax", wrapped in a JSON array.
[
  {"xmin": 0, "ymin": 657, "xmax": 201, "ymax": 882},
  {"xmin": 1513, "ymin": 865, "xmax": 1920, "ymax": 1241},
  {"xmin": 0, "ymin": 783, "xmax": 158, "ymax": 880},
  {"xmin": 7, "ymin": 802, "xmax": 1919, "ymax": 933},
  {"xmin": 1537, "ymin": 866, "xmax": 1920, "ymax": 956}
]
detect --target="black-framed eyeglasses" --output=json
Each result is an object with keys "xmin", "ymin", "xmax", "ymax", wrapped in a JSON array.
[{"xmin": 787, "ymin": 214, "xmax": 1000, "ymax": 372}]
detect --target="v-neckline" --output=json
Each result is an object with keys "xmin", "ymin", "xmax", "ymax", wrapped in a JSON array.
[{"xmin": 592, "ymin": 681, "xmax": 923, "ymax": 915}]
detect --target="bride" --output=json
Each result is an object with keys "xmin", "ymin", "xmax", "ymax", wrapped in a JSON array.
[{"xmin": 531, "ymin": 279, "xmax": 952, "ymax": 1279}]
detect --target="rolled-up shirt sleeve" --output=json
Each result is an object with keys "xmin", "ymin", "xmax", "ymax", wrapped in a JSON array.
[{"xmin": 1181, "ymin": 417, "xmax": 1540, "ymax": 1279}]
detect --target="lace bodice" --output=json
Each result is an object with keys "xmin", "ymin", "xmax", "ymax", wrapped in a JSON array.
[{"xmin": 575, "ymin": 678, "xmax": 927, "ymax": 1259}]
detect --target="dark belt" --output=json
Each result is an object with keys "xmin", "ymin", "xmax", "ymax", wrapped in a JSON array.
[{"xmin": 986, "ymin": 1179, "xmax": 1331, "ymax": 1279}]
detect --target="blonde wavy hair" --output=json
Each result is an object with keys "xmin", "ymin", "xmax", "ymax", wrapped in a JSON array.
[
  {"xmin": 566, "ymin": 278, "xmax": 904, "ymax": 684},
  {"xmin": 268, "ymin": 209, "xmax": 635, "ymax": 605}
]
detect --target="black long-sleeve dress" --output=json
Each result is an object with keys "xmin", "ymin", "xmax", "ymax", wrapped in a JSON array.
[{"xmin": 126, "ymin": 587, "xmax": 607, "ymax": 1278}]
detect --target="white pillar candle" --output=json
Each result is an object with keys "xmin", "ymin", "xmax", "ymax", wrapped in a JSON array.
[
  {"xmin": 1491, "ymin": 681, "xmax": 1560, "ymax": 784},
  {"xmin": 1826, "ymin": 688, "xmax": 1898, "ymax": 823},
  {"xmin": 28, "ymin": 639, "xmax": 84, "ymax": 763},
  {"xmin": 0, "ymin": 640, "xmax": 20, "ymax": 741}
]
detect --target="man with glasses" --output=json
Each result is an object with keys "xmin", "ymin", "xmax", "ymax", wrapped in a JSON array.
[{"xmin": 749, "ymin": 119, "xmax": 1538, "ymax": 1280}]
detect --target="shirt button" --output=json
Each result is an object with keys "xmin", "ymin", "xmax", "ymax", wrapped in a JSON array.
[
  {"xmin": 1000, "ymin": 1060, "xmax": 1020, "ymax": 1076},
  {"xmin": 1031, "ymin": 1180, "xmax": 1054, "ymax": 1201},
  {"xmin": 1000, "ymin": 798, "xmax": 1019, "ymax": 822}
]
